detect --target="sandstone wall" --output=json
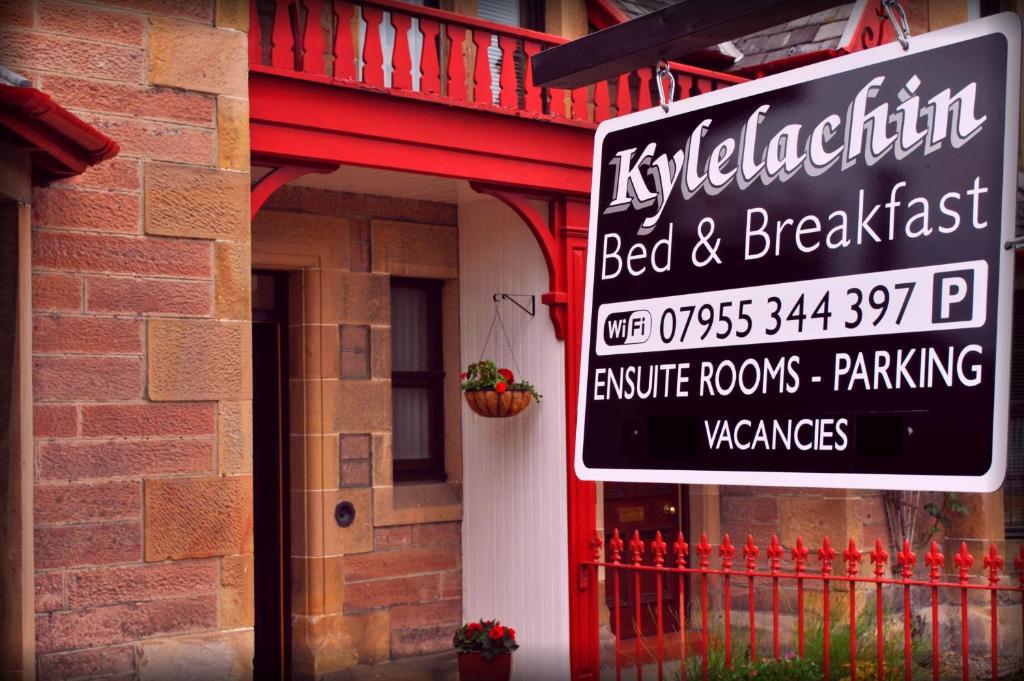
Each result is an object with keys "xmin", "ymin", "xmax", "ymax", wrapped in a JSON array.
[{"xmin": 2, "ymin": 0, "xmax": 254, "ymax": 677}]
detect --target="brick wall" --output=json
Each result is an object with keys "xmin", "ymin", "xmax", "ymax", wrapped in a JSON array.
[
  {"xmin": 254, "ymin": 186, "xmax": 463, "ymax": 675},
  {"xmin": 5, "ymin": 0, "xmax": 254, "ymax": 677}
]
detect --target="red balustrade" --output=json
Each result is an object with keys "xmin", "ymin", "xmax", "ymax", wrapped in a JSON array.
[
  {"xmin": 586, "ymin": 530, "xmax": 1024, "ymax": 681},
  {"xmin": 250, "ymin": 0, "xmax": 745, "ymax": 126}
]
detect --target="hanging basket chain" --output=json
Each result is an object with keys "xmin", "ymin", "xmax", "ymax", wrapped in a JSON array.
[{"xmin": 478, "ymin": 301, "xmax": 523, "ymax": 379}]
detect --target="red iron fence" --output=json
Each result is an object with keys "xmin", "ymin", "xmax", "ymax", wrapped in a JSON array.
[
  {"xmin": 587, "ymin": 530, "xmax": 1024, "ymax": 681},
  {"xmin": 248, "ymin": 0, "xmax": 745, "ymax": 126}
]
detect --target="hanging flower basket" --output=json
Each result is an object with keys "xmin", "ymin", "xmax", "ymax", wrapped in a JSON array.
[{"xmin": 460, "ymin": 360, "xmax": 541, "ymax": 419}]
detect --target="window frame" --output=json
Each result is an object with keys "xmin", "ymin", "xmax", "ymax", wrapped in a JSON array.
[{"xmin": 390, "ymin": 277, "xmax": 448, "ymax": 484}]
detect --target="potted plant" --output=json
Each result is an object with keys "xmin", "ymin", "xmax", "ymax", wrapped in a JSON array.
[
  {"xmin": 460, "ymin": 360, "xmax": 541, "ymax": 418},
  {"xmin": 453, "ymin": 619, "xmax": 519, "ymax": 681}
]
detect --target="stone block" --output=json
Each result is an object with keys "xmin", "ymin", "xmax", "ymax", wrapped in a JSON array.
[
  {"xmin": 340, "ymin": 460, "xmax": 371, "ymax": 488},
  {"xmin": 35, "ymin": 572, "xmax": 65, "ymax": 613},
  {"xmin": 344, "ymin": 546, "xmax": 459, "ymax": 582},
  {"xmin": 148, "ymin": 319, "xmax": 252, "ymax": 401},
  {"xmin": 39, "ymin": 74, "xmax": 213, "ymax": 126},
  {"xmin": 147, "ymin": 18, "xmax": 247, "ymax": 96},
  {"xmin": 218, "ymin": 401, "xmax": 253, "ymax": 474},
  {"xmin": 33, "ymin": 272, "xmax": 82, "ymax": 311},
  {"xmin": 67, "ymin": 560, "xmax": 217, "ymax": 609},
  {"xmin": 412, "ymin": 522, "xmax": 461, "ymax": 547},
  {"xmin": 33, "ymin": 404, "xmax": 77, "ymax": 438},
  {"xmin": 371, "ymin": 220, "xmax": 458, "ymax": 278},
  {"xmin": 144, "ymin": 475, "xmax": 253, "ymax": 561},
  {"xmin": 289, "ymin": 324, "xmax": 339, "ymax": 381},
  {"xmin": 39, "ymin": 438, "xmax": 213, "ymax": 481},
  {"xmin": 341, "ymin": 612, "xmax": 390, "ymax": 665},
  {"xmin": 343, "ymin": 574, "xmax": 441, "ymax": 612},
  {"xmin": 334, "ymin": 380, "xmax": 391, "ymax": 433},
  {"xmin": 33, "ymin": 186, "xmax": 140, "ymax": 233},
  {"xmin": 138, "ymin": 630, "xmax": 253, "ymax": 681},
  {"xmin": 370, "ymin": 326, "xmax": 390, "ymax": 379},
  {"xmin": 86, "ymin": 275, "xmax": 213, "ymax": 317},
  {"xmin": 34, "ymin": 521, "xmax": 141, "ymax": 570},
  {"xmin": 216, "ymin": 0, "xmax": 249, "ymax": 31},
  {"xmin": 215, "ymin": 240, "xmax": 251, "ymax": 320},
  {"xmin": 340, "ymin": 434, "xmax": 371, "ymax": 461},
  {"xmin": 374, "ymin": 526, "xmax": 411, "ymax": 550},
  {"xmin": 220, "ymin": 554, "xmax": 254, "ymax": 628},
  {"xmin": 34, "ymin": 480, "xmax": 141, "ymax": 525},
  {"xmin": 290, "ymin": 434, "xmax": 339, "ymax": 491},
  {"xmin": 77, "ymin": 111, "xmax": 214, "ymax": 165},
  {"xmin": 33, "ymin": 231, "xmax": 212, "ymax": 278},
  {"xmin": 322, "ymin": 271, "xmax": 390, "ymax": 326},
  {"xmin": 37, "ymin": 645, "xmax": 135, "ymax": 681},
  {"xmin": 82, "ymin": 402, "xmax": 215, "ymax": 437},
  {"xmin": 291, "ymin": 555, "xmax": 344, "ymax": 616},
  {"xmin": 33, "ymin": 355, "xmax": 144, "ymax": 402},
  {"xmin": 145, "ymin": 162, "xmax": 249, "ymax": 240},
  {"xmin": 252, "ymin": 210, "xmax": 350, "ymax": 271},
  {"xmin": 340, "ymin": 325, "xmax": 370, "ymax": 379},
  {"xmin": 0, "ymin": 29, "xmax": 143, "ymax": 83},
  {"xmin": 372, "ymin": 433, "xmax": 393, "ymax": 488},
  {"xmin": 33, "ymin": 315, "xmax": 142, "ymax": 354},
  {"xmin": 325, "ymin": 487, "xmax": 373, "ymax": 556},
  {"xmin": 217, "ymin": 96, "xmax": 249, "ymax": 171},
  {"xmin": 779, "ymin": 496, "xmax": 861, "ymax": 548}
]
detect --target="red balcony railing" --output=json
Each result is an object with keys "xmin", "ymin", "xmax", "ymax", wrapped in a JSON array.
[
  {"xmin": 249, "ymin": 0, "xmax": 746, "ymax": 126},
  {"xmin": 589, "ymin": 530, "xmax": 1024, "ymax": 681}
]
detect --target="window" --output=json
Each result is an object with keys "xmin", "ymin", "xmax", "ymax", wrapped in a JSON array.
[{"xmin": 391, "ymin": 278, "xmax": 447, "ymax": 483}]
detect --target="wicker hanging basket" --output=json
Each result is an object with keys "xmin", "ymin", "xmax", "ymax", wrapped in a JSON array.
[{"xmin": 463, "ymin": 389, "xmax": 533, "ymax": 418}]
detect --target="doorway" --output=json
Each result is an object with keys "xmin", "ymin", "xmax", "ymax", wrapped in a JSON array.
[
  {"xmin": 603, "ymin": 483, "xmax": 688, "ymax": 638},
  {"xmin": 252, "ymin": 270, "xmax": 291, "ymax": 679}
]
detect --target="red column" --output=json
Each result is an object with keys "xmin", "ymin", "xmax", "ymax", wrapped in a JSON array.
[{"xmin": 558, "ymin": 196, "xmax": 599, "ymax": 680}]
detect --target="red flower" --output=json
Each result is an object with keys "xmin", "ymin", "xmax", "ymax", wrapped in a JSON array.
[
  {"xmin": 508, "ymin": 628, "xmax": 516, "ymax": 641},
  {"xmin": 489, "ymin": 625, "xmax": 506, "ymax": 640},
  {"xmin": 460, "ymin": 372, "xmax": 468, "ymax": 380},
  {"xmin": 495, "ymin": 381, "xmax": 507, "ymax": 394},
  {"xmin": 497, "ymin": 368, "xmax": 514, "ymax": 384},
  {"xmin": 467, "ymin": 622, "xmax": 482, "ymax": 635}
]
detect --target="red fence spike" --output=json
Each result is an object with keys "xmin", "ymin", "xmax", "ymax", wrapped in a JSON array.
[
  {"xmin": 954, "ymin": 542, "xmax": 974, "ymax": 584},
  {"xmin": 609, "ymin": 528, "xmax": 623, "ymax": 564},
  {"xmin": 792, "ymin": 536, "xmax": 809, "ymax": 574},
  {"xmin": 652, "ymin": 531, "xmax": 667, "ymax": 567},
  {"xmin": 869, "ymin": 538, "xmax": 889, "ymax": 579},
  {"xmin": 767, "ymin": 535, "xmax": 784, "ymax": 574},
  {"xmin": 983, "ymin": 543, "xmax": 1004, "ymax": 586},
  {"xmin": 590, "ymin": 530, "xmax": 604, "ymax": 561},
  {"xmin": 719, "ymin": 533, "xmax": 736, "ymax": 570},
  {"xmin": 697, "ymin": 533, "xmax": 712, "ymax": 570},
  {"xmin": 743, "ymin": 534, "xmax": 760, "ymax": 572},
  {"xmin": 844, "ymin": 538, "xmax": 862, "ymax": 577},
  {"xmin": 673, "ymin": 531, "xmax": 689, "ymax": 568},
  {"xmin": 925, "ymin": 541, "xmax": 945, "ymax": 582},
  {"xmin": 818, "ymin": 536, "xmax": 836, "ymax": 575},
  {"xmin": 629, "ymin": 529, "xmax": 645, "ymax": 565},
  {"xmin": 897, "ymin": 539, "xmax": 917, "ymax": 579}
]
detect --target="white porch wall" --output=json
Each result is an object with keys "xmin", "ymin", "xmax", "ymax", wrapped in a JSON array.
[{"xmin": 459, "ymin": 193, "xmax": 570, "ymax": 681}]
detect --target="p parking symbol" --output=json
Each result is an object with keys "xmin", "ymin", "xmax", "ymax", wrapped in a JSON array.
[{"xmin": 932, "ymin": 269, "xmax": 974, "ymax": 323}]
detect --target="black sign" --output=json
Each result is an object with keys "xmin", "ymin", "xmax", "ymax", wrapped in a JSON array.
[{"xmin": 575, "ymin": 15, "xmax": 1021, "ymax": 491}]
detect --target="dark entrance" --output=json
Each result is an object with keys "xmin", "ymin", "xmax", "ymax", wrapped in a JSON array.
[
  {"xmin": 603, "ymin": 483, "xmax": 688, "ymax": 639},
  {"xmin": 252, "ymin": 270, "xmax": 291, "ymax": 679}
]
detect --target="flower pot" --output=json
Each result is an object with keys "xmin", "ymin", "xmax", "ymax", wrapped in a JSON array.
[
  {"xmin": 463, "ymin": 389, "xmax": 532, "ymax": 418},
  {"xmin": 457, "ymin": 652, "xmax": 512, "ymax": 681}
]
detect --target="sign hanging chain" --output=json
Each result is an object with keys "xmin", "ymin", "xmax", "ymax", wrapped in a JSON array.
[
  {"xmin": 655, "ymin": 59, "xmax": 675, "ymax": 112},
  {"xmin": 883, "ymin": 0, "xmax": 911, "ymax": 50},
  {"xmin": 478, "ymin": 302, "xmax": 524, "ymax": 379}
]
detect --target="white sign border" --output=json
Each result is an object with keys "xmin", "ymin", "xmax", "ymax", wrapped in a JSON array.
[{"xmin": 574, "ymin": 13, "xmax": 1021, "ymax": 492}]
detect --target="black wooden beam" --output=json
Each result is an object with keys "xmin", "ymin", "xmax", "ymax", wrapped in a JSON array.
[{"xmin": 532, "ymin": 0, "xmax": 848, "ymax": 90}]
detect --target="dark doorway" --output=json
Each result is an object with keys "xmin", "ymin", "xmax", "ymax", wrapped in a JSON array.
[
  {"xmin": 252, "ymin": 270, "xmax": 291, "ymax": 679},
  {"xmin": 603, "ymin": 483, "xmax": 688, "ymax": 639}
]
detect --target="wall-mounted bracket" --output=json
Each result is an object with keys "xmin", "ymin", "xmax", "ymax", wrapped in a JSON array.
[{"xmin": 493, "ymin": 293, "xmax": 535, "ymax": 317}]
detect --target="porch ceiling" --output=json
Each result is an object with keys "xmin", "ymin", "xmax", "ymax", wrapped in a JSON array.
[{"xmin": 252, "ymin": 164, "xmax": 461, "ymax": 204}]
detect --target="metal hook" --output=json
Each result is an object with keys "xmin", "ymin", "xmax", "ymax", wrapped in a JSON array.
[
  {"xmin": 883, "ymin": 0, "xmax": 911, "ymax": 51},
  {"xmin": 492, "ymin": 293, "xmax": 535, "ymax": 316},
  {"xmin": 655, "ymin": 59, "xmax": 674, "ymax": 113}
]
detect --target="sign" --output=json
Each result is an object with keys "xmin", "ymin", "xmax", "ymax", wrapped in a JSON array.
[{"xmin": 574, "ymin": 14, "xmax": 1021, "ymax": 492}]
